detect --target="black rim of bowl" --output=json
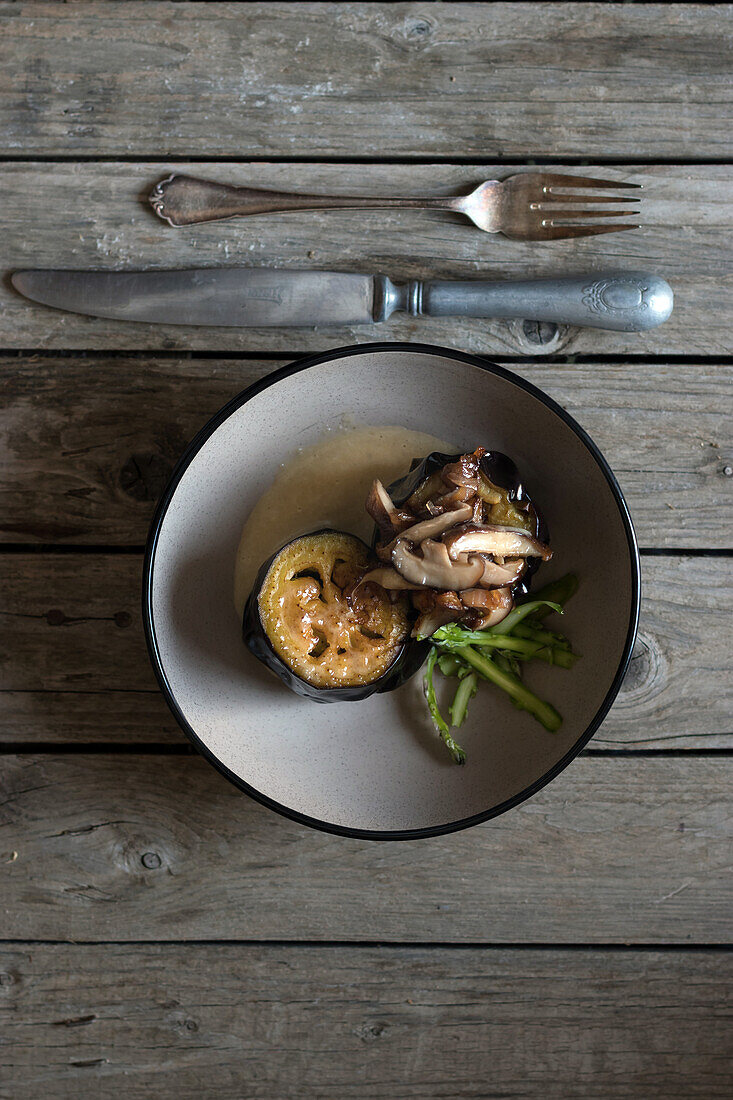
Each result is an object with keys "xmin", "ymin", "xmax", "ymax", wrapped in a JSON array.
[{"xmin": 142, "ymin": 341, "xmax": 641, "ymax": 842}]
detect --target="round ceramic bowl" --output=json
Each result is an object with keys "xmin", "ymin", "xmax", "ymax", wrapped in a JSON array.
[{"xmin": 143, "ymin": 342, "xmax": 639, "ymax": 840}]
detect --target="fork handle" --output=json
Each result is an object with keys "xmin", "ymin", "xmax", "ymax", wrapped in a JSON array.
[
  {"xmin": 150, "ymin": 173, "xmax": 453, "ymax": 226},
  {"xmin": 412, "ymin": 273, "xmax": 673, "ymax": 331}
]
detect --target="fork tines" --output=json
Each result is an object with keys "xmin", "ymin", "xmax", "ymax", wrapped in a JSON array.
[
  {"xmin": 539, "ymin": 173, "xmax": 642, "ymax": 191},
  {"xmin": 535, "ymin": 172, "xmax": 641, "ymax": 234}
]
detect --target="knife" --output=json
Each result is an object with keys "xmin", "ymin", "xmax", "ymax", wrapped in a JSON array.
[{"xmin": 11, "ymin": 268, "xmax": 673, "ymax": 331}]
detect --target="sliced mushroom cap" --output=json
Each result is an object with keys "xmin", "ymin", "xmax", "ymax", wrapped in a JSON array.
[
  {"xmin": 392, "ymin": 538, "xmax": 484, "ymax": 590},
  {"xmin": 441, "ymin": 458, "xmax": 479, "ymax": 493},
  {"xmin": 444, "ymin": 523, "xmax": 552, "ymax": 562},
  {"xmin": 479, "ymin": 556, "xmax": 528, "ymax": 589},
  {"xmin": 412, "ymin": 590, "xmax": 465, "ymax": 638},
  {"xmin": 377, "ymin": 504, "xmax": 473, "ymax": 559},
  {"xmin": 365, "ymin": 479, "xmax": 414, "ymax": 538},
  {"xmin": 358, "ymin": 566, "xmax": 422, "ymax": 591},
  {"xmin": 461, "ymin": 585, "xmax": 514, "ymax": 629}
]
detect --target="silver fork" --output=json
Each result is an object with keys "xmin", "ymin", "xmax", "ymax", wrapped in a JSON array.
[{"xmin": 150, "ymin": 171, "xmax": 642, "ymax": 240}]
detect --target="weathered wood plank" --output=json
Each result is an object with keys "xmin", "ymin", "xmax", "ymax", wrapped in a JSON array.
[
  {"xmin": 1, "ymin": 945, "xmax": 731, "ymax": 1100},
  {"xmin": 2, "ymin": 3, "xmax": 730, "ymax": 159},
  {"xmin": 2, "ymin": 163, "xmax": 731, "ymax": 355},
  {"xmin": 1, "ymin": 355, "xmax": 730, "ymax": 547},
  {"xmin": 1, "ymin": 555, "xmax": 730, "ymax": 748},
  {"xmin": 0, "ymin": 754, "xmax": 730, "ymax": 942}
]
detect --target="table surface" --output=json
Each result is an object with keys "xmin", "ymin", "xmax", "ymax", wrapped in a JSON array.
[{"xmin": 1, "ymin": 3, "xmax": 731, "ymax": 1097}]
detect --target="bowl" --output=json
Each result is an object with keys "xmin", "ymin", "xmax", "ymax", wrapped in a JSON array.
[{"xmin": 143, "ymin": 342, "xmax": 639, "ymax": 839}]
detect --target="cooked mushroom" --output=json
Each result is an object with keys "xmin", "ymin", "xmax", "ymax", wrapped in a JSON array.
[
  {"xmin": 412, "ymin": 591, "xmax": 465, "ymax": 638},
  {"xmin": 444, "ymin": 523, "xmax": 552, "ymax": 562},
  {"xmin": 376, "ymin": 504, "xmax": 473, "ymax": 559},
  {"xmin": 460, "ymin": 585, "xmax": 514, "ymax": 628},
  {"xmin": 478, "ymin": 557, "xmax": 528, "ymax": 589},
  {"xmin": 358, "ymin": 566, "xmax": 422, "ymax": 591},
  {"xmin": 365, "ymin": 479, "xmax": 414, "ymax": 538},
  {"xmin": 440, "ymin": 457, "xmax": 480, "ymax": 493},
  {"xmin": 392, "ymin": 538, "xmax": 484, "ymax": 590}
]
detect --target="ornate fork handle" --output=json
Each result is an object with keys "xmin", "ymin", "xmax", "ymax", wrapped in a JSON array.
[{"xmin": 150, "ymin": 173, "xmax": 457, "ymax": 227}]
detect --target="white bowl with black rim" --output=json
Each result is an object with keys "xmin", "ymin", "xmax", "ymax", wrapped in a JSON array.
[{"xmin": 143, "ymin": 342, "xmax": 640, "ymax": 840}]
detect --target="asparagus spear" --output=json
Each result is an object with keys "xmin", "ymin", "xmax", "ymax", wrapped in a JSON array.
[
  {"xmin": 512, "ymin": 622, "xmax": 572, "ymax": 649},
  {"xmin": 423, "ymin": 648, "xmax": 466, "ymax": 764},
  {"xmin": 421, "ymin": 574, "xmax": 579, "ymax": 761},
  {"xmin": 487, "ymin": 600, "xmax": 563, "ymax": 636},
  {"xmin": 449, "ymin": 672, "xmax": 478, "ymax": 727},
  {"xmin": 525, "ymin": 574, "xmax": 579, "ymax": 619},
  {"xmin": 433, "ymin": 623, "xmax": 576, "ymax": 667},
  {"xmin": 453, "ymin": 646, "xmax": 562, "ymax": 732}
]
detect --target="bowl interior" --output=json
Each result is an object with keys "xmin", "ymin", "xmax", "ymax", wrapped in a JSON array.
[{"xmin": 147, "ymin": 345, "xmax": 638, "ymax": 836}]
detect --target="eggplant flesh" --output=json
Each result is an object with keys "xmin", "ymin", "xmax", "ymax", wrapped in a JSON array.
[{"xmin": 243, "ymin": 530, "xmax": 421, "ymax": 703}]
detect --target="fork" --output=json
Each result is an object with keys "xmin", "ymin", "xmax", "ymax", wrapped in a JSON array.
[{"xmin": 150, "ymin": 171, "xmax": 641, "ymax": 240}]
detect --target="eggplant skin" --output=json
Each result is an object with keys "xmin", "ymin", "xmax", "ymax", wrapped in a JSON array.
[
  {"xmin": 242, "ymin": 529, "xmax": 425, "ymax": 704},
  {"xmin": 385, "ymin": 450, "xmax": 549, "ymax": 596}
]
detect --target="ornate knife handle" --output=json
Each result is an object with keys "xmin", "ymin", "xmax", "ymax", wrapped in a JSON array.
[{"xmin": 391, "ymin": 272, "xmax": 674, "ymax": 332}]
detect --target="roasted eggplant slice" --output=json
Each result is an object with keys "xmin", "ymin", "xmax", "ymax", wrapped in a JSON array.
[{"xmin": 243, "ymin": 530, "xmax": 418, "ymax": 702}]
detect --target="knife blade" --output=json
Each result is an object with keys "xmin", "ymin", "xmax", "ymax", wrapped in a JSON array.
[{"xmin": 11, "ymin": 268, "xmax": 673, "ymax": 331}]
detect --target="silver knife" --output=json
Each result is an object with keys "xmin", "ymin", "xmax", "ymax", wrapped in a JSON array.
[{"xmin": 11, "ymin": 268, "xmax": 673, "ymax": 331}]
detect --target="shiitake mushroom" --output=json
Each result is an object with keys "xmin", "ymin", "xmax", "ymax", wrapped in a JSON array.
[
  {"xmin": 242, "ymin": 530, "xmax": 423, "ymax": 702},
  {"xmin": 384, "ymin": 449, "xmax": 549, "ymax": 597}
]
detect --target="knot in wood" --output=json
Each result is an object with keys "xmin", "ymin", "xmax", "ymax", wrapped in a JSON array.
[
  {"xmin": 391, "ymin": 15, "xmax": 435, "ymax": 52},
  {"xmin": 406, "ymin": 17, "xmax": 433, "ymax": 40},
  {"xmin": 508, "ymin": 319, "xmax": 572, "ymax": 356},
  {"xmin": 357, "ymin": 1021, "xmax": 389, "ymax": 1042},
  {"xmin": 618, "ymin": 632, "xmax": 664, "ymax": 702},
  {"xmin": 141, "ymin": 851, "xmax": 162, "ymax": 870},
  {"xmin": 522, "ymin": 319, "xmax": 559, "ymax": 346}
]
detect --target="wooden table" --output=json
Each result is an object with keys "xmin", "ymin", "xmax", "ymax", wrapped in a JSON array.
[{"xmin": 1, "ymin": 4, "xmax": 731, "ymax": 1096}]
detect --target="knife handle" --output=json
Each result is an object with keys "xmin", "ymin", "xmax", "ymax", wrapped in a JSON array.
[
  {"xmin": 407, "ymin": 272, "xmax": 673, "ymax": 332},
  {"xmin": 150, "ymin": 173, "xmax": 449, "ymax": 227}
]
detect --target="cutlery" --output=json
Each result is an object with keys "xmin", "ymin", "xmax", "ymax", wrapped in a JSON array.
[
  {"xmin": 11, "ymin": 268, "xmax": 672, "ymax": 331},
  {"xmin": 150, "ymin": 171, "xmax": 642, "ymax": 240}
]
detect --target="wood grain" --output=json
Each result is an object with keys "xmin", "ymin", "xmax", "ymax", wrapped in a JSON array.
[
  {"xmin": 2, "ymin": 162, "xmax": 731, "ymax": 355},
  {"xmin": 1, "ymin": 945, "xmax": 731, "ymax": 1100},
  {"xmin": 2, "ymin": 3, "xmax": 730, "ymax": 160},
  {"xmin": 1, "ymin": 355, "xmax": 730, "ymax": 548},
  {"xmin": 1, "ymin": 753, "xmax": 731, "ymax": 942},
  {"xmin": 1, "ymin": 554, "xmax": 730, "ymax": 749}
]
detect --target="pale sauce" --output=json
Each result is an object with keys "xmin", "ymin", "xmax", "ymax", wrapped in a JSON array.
[{"xmin": 234, "ymin": 425, "xmax": 454, "ymax": 617}]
